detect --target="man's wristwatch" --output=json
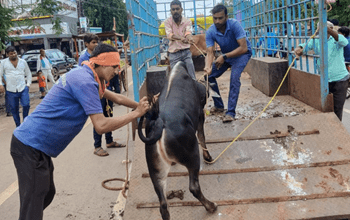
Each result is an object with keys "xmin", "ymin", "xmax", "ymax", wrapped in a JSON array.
[{"xmin": 222, "ymin": 54, "xmax": 227, "ymax": 60}]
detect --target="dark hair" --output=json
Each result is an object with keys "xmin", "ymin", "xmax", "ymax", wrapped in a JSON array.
[
  {"xmin": 338, "ymin": 26, "xmax": 350, "ymax": 38},
  {"xmin": 37, "ymin": 70, "xmax": 42, "ymax": 74},
  {"xmin": 330, "ymin": 19, "xmax": 339, "ymax": 26},
  {"xmin": 170, "ymin": 0, "xmax": 182, "ymax": 8},
  {"xmin": 90, "ymin": 43, "xmax": 117, "ymax": 58},
  {"xmin": 5, "ymin": 46, "xmax": 16, "ymax": 54},
  {"xmin": 40, "ymin": 49, "xmax": 45, "ymax": 53},
  {"xmin": 211, "ymin": 4, "xmax": 227, "ymax": 15},
  {"xmin": 84, "ymin": 33, "xmax": 99, "ymax": 44}
]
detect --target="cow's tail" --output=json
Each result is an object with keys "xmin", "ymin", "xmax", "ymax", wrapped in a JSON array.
[
  {"xmin": 138, "ymin": 115, "xmax": 163, "ymax": 145},
  {"xmin": 138, "ymin": 94, "xmax": 164, "ymax": 145}
]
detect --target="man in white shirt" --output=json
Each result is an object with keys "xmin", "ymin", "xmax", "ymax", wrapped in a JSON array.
[
  {"xmin": 0, "ymin": 46, "xmax": 32, "ymax": 127},
  {"xmin": 37, "ymin": 49, "xmax": 56, "ymax": 91}
]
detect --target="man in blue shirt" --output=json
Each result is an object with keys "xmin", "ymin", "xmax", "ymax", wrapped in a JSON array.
[
  {"xmin": 78, "ymin": 33, "xmax": 99, "ymax": 66},
  {"xmin": 10, "ymin": 44, "xmax": 150, "ymax": 220},
  {"xmin": 295, "ymin": 21, "xmax": 349, "ymax": 121},
  {"xmin": 204, "ymin": 4, "xmax": 252, "ymax": 122}
]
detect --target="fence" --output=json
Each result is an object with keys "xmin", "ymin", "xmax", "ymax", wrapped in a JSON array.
[
  {"xmin": 232, "ymin": 0, "xmax": 330, "ymax": 110},
  {"xmin": 126, "ymin": 0, "xmax": 160, "ymax": 102}
]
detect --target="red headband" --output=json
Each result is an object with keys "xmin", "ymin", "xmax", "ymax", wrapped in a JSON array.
[{"xmin": 89, "ymin": 52, "xmax": 120, "ymax": 66}]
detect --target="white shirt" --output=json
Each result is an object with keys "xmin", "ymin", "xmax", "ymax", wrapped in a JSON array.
[
  {"xmin": 37, "ymin": 56, "xmax": 52, "ymax": 70},
  {"xmin": 0, "ymin": 58, "xmax": 32, "ymax": 93}
]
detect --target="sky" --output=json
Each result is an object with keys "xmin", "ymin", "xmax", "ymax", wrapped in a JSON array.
[{"xmin": 155, "ymin": 0, "xmax": 223, "ymax": 20}]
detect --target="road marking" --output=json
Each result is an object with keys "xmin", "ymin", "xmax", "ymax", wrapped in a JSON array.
[
  {"xmin": 128, "ymin": 81, "xmax": 133, "ymax": 87},
  {"xmin": 0, "ymin": 180, "xmax": 18, "ymax": 206},
  {"xmin": 344, "ymin": 108, "xmax": 350, "ymax": 115}
]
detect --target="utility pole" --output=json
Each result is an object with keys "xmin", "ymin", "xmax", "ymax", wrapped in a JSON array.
[{"xmin": 77, "ymin": 0, "xmax": 85, "ymax": 34}]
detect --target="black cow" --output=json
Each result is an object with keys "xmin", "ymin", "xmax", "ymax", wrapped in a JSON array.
[{"xmin": 138, "ymin": 62, "xmax": 217, "ymax": 220}]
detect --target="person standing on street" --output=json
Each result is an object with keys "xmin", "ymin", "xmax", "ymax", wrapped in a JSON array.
[
  {"xmin": 164, "ymin": 0, "xmax": 196, "ymax": 79},
  {"xmin": 0, "ymin": 46, "xmax": 32, "ymax": 127},
  {"xmin": 295, "ymin": 21, "xmax": 349, "ymax": 121},
  {"xmin": 37, "ymin": 70, "xmax": 46, "ymax": 99},
  {"xmin": 79, "ymin": 35, "xmax": 125, "ymax": 156},
  {"xmin": 10, "ymin": 44, "xmax": 150, "ymax": 220},
  {"xmin": 204, "ymin": 4, "xmax": 252, "ymax": 123},
  {"xmin": 37, "ymin": 49, "xmax": 56, "ymax": 91},
  {"xmin": 78, "ymin": 33, "xmax": 99, "ymax": 66}
]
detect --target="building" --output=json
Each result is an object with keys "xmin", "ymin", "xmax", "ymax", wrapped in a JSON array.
[{"xmin": 5, "ymin": 0, "xmax": 79, "ymax": 57}]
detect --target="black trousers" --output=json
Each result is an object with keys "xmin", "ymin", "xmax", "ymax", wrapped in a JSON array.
[
  {"xmin": 10, "ymin": 135, "xmax": 55, "ymax": 220},
  {"xmin": 329, "ymin": 80, "xmax": 349, "ymax": 121}
]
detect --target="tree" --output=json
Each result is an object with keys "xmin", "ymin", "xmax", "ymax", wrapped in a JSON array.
[
  {"xmin": 0, "ymin": 0, "xmax": 63, "ymax": 51},
  {"xmin": 82, "ymin": 0, "xmax": 128, "ymax": 37},
  {"xmin": 327, "ymin": 0, "xmax": 350, "ymax": 26}
]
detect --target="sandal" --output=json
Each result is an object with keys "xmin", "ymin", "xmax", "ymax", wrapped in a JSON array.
[
  {"xmin": 106, "ymin": 141, "xmax": 126, "ymax": 148},
  {"xmin": 94, "ymin": 147, "xmax": 109, "ymax": 156},
  {"xmin": 210, "ymin": 106, "xmax": 225, "ymax": 114},
  {"xmin": 222, "ymin": 114, "xmax": 235, "ymax": 123}
]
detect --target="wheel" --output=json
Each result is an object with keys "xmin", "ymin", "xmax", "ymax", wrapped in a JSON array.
[{"xmin": 52, "ymin": 68, "xmax": 60, "ymax": 81}]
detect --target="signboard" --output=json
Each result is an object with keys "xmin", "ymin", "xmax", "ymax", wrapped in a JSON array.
[
  {"xmin": 89, "ymin": 27, "xmax": 102, "ymax": 34},
  {"xmin": 79, "ymin": 17, "xmax": 87, "ymax": 29},
  {"xmin": 8, "ymin": 23, "xmax": 70, "ymax": 38}
]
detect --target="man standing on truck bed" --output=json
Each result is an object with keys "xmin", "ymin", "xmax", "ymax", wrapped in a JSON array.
[
  {"xmin": 204, "ymin": 4, "xmax": 252, "ymax": 123},
  {"xmin": 164, "ymin": 0, "xmax": 196, "ymax": 79}
]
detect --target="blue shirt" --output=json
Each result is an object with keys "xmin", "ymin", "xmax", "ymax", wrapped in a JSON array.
[
  {"xmin": 206, "ymin": 19, "xmax": 251, "ymax": 63},
  {"xmin": 257, "ymin": 32, "xmax": 279, "ymax": 56},
  {"xmin": 344, "ymin": 36, "xmax": 350, "ymax": 62},
  {"xmin": 14, "ymin": 65, "xmax": 103, "ymax": 157},
  {"xmin": 78, "ymin": 51, "xmax": 90, "ymax": 66},
  {"xmin": 299, "ymin": 34, "xmax": 349, "ymax": 82}
]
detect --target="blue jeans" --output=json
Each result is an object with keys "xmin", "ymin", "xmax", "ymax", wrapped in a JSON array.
[
  {"xmin": 208, "ymin": 53, "xmax": 251, "ymax": 117},
  {"xmin": 93, "ymin": 97, "xmax": 114, "ymax": 148},
  {"xmin": 109, "ymin": 75, "xmax": 120, "ymax": 93},
  {"xmin": 6, "ymin": 86, "xmax": 30, "ymax": 127},
  {"xmin": 169, "ymin": 48, "xmax": 196, "ymax": 79}
]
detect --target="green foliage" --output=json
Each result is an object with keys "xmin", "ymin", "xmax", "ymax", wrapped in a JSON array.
[
  {"xmin": 327, "ymin": 0, "xmax": 350, "ymax": 26},
  {"xmin": 0, "ymin": 6, "xmax": 21, "ymax": 51},
  {"xmin": 82, "ymin": 0, "xmax": 128, "ymax": 37},
  {"xmin": 0, "ymin": 0, "xmax": 64, "ymax": 51}
]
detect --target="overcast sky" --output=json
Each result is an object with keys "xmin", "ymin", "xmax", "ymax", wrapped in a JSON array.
[{"xmin": 155, "ymin": 0, "xmax": 223, "ymax": 20}]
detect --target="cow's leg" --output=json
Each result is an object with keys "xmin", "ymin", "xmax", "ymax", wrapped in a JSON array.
[
  {"xmin": 197, "ymin": 111, "xmax": 213, "ymax": 163},
  {"xmin": 146, "ymin": 143, "xmax": 172, "ymax": 220},
  {"xmin": 187, "ymin": 163, "xmax": 217, "ymax": 213}
]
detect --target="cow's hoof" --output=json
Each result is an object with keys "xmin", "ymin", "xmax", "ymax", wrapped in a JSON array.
[
  {"xmin": 206, "ymin": 202, "xmax": 218, "ymax": 213},
  {"xmin": 203, "ymin": 155, "xmax": 213, "ymax": 164}
]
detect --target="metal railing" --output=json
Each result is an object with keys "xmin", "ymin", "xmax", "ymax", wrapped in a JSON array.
[{"xmin": 126, "ymin": 0, "xmax": 161, "ymax": 102}]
